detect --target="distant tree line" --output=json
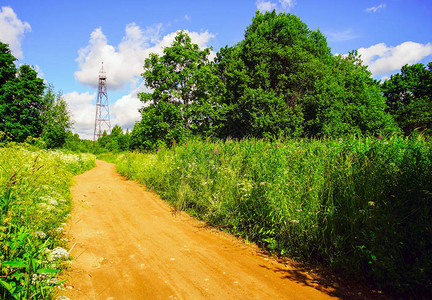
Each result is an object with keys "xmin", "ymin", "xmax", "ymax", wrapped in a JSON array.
[{"xmin": 130, "ymin": 11, "xmax": 431, "ymax": 150}]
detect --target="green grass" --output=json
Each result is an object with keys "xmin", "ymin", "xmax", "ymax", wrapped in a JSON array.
[
  {"xmin": 115, "ymin": 136, "xmax": 432, "ymax": 297},
  {"xmin": 0, "ymin": 145, "xmax": 95, "ymax": 299}
]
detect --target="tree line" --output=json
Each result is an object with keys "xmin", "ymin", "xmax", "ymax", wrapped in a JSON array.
[
  {"xmin": 1, "ymin": 11, "xmax": 431, "ymax": 151},
  {"xmin": 131, "ymin": 11, "xmax": 432, "ymax": 150}
]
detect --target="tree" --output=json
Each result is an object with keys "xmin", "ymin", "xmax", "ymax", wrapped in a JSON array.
[
  {"xmin": 131, "ymin": 100, "xmax": 188, "ymax": 150},
  {"xmin": 41, "ymin": 85, "xmax": 73, "ymax": 148},
  {"xmin": 215, "ymin": 11, "xmax": 397, "ymax": 138},
  {"xmin": 134, "ymin": 31, "xmax": 224, "ymax": 149},
  {"xmin": 110, "ymin": 124, "xmax": 123, "ymax": 137},
  {"xmin": 305, "ymin": 52, "xmax": 398, "ymax": 136},
  {"xmin": 215, "ymin": 11, "xmax": 331, "ymax": 138},
  {"xmin": 0, "ymin": 42, "xmax": 16, "ymax": 86},
  {"xmin": 382, "ymin": 62, "xmax": 432, "ymax": 135},
  {"xmin": 0, "ymin": 42, "xmax": 47, "ymax": 142}
]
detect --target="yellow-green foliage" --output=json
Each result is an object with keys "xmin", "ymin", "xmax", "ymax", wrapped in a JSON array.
[
  {"xmin": 116, "ymin": 136, "xmax": 432, "ymax": 297},
  {"xmin": 0, "ymin": 146, "xmax": 95, "ymax": 299}
]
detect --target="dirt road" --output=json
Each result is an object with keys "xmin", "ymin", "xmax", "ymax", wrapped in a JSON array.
[{"xmin": 59, "ymin": 160, "xmax": 339, "ymax": 299}]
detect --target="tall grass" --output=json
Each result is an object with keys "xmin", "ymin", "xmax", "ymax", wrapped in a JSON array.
[
  {"xmin": 116, "ymin": 136, "xmax": 432, "ymax": 296},
  {"xmin": 0, "ymin": 145, "xmax": 95, "ymax": 299}
]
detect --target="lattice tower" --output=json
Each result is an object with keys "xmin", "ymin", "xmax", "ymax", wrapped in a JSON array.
[{"xmin": 93, "ymin": 62, "xmax": 111, "ymax": 141}]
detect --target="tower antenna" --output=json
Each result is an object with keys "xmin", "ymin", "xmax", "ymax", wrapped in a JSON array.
[{"xmin": 93, "ymin": 61, "xmax": 111, "ymax": 142}]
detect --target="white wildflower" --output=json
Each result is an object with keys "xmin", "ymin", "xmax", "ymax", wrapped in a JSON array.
[
  {"xmin": 47, "ymin": 277, "xmax": 59, "ymax": 284},
  {"xmin": 48, "ymin": 198, "xmax": 58, "ymax": 206},
  {"xmin": 48, "ymin": 247, "xmax": 68, "ymax": 261},
  {"xmin": 35, "ymin": 231, "xmax": 46, "ymax": 239},
  {"xmin": 291, "ymin": 220, "xmax": 300, "ymax": 224},
  {"xmin": 31, "ymin": 274, "xmax": 38, "ymax": 284}
]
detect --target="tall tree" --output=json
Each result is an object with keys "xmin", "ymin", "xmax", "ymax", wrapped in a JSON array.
[
  {"xmin": 134, "ymin": 31, "xmax": 224, "ymax": 149},
  {"xmin": 41, "ymin": 85, "xmax": 73, "ymax": 148},
  {"xmin": 382, "ymin": 62, "xmax": 432, "ymax": 135},
  {"xmin": 0, "ymin": 42, "xmax": 47, "ymax": 142},
  {"xmin": 216, "ymin": 11, "xmax": 397, "ymax": 138}
]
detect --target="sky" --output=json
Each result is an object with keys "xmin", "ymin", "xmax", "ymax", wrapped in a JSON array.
[{"xmin": 1, "ymin": 0, "xmax": 431, "ymax": 139}]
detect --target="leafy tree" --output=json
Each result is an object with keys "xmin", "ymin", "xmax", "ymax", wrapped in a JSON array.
[
  {"xmin": 41, "ymin": 85, "xmax": 73, "ymax": 148},
  {"xmin": 0, "ymin": 42, "xmax": 16, "ymax": 86},
  {"xmin": 110, "ymin": 124, "xmax": 123, "ymax": 137},
  {"xmin": 305, "ymin": 52, "xmax": 399, "ymax": 136},
  {"xmin": 216, "ymin": 11, "xmax": 397, "ymax": 138},
  {"xmin": 135, "ymin": 31, "xmax": 224, "ymax": 150},
  {"xmin": 0, "ymin": 65, "xmax": 46, "ymax": 141},
  {"xmin": 382, "ymin": 62, "xmax": 432, "ymax": 135},
  {"xmin": 131, "ymin": 100, "xmax": 188, "ymax": 150},
  {"xmin": 216, "ymin": 11, "xmax": 331, "ymax": 138},
  {"xmin": 0, "ymin": 42, "xmax": 47, "ymax": 142}
]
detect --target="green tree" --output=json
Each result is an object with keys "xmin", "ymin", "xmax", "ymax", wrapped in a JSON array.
[
  {"xmin": 215, "ymin": 11, "xmax": 397, "ymax": 138},
  {"xmin": 216, "ymin": 11, "xmax": 331, "ymax": 138},
  {"xmin": 0, "ymin": 42, "xmax": 16, "ymax": 86},
  {"xmin": 110, "ymin": 124, "xmax": 123, "ymax": 137},
  {"xmin": 135, "ymin": 31, "xmax": 224, "ymax": 150},
  {"xmin": 382, "ymin": 62, "xmax": 432, "ymax": 135},
  {"xmin": 0, "ymin": 42, "xmax": 47, "ymax": 142},
  {"xmin": 41, "ymin": 85, "xmax": 73, "ymax": 148},
  {"xmin": 305, "ymin": 52, "xmax": 398, "ymax": 136},
  {"xmin": 131, "ymin": 100, "xmax": 188, "ymax": 150}
]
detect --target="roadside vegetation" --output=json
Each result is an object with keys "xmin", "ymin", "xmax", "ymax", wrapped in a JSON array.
[
  {"xmin": 0, "ymin": 138, "xmax": 95, "ymax": 299},
  {"xmin": 115, "ymin": 136, "xmax": 432, "ymax": 297}
]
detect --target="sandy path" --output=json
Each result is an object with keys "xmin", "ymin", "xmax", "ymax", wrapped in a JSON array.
[{"xmin": 58, "ymin": 160, "xmax": 338, "ymax": 299}]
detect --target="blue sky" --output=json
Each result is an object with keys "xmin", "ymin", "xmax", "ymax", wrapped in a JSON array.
[{"xmin": 1, "ymin": 0, "xmax": 431, "ymax": 138}]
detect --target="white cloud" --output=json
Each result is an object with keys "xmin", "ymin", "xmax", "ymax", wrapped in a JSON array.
[
  {"xmin": 64, "ymin": 86, "xmax": 145, "ymax": 139},
  {"xmin": 63, "ymin": 91, "xmax": 97, "ymax": 139},
  {"xmin": 279, "ymin": 0, "xmax": 296, "ymax": 10},
  {"xmin": 257, "ymin": 0, "xmax": 277, "ymax": 11},
  {"xmin": 74, "ymin": 23, "xmax": 215, "ymax": 91},
  {"xmin": 365, "ymin": 4, "xmax": 386, "ymax": 13},
  {"xmin": 111, "ymin": 82, "xmax": 149, "ymax": 129},
  {"xmin": 256, "ymin": 0, "xmax": 295, "ymax": 12},
  {"xmin": 357, "ymin": 41, "xmax": 432, "ymax": 75},
  {"xmin": 325, "ymin": 29, "xmax": 359, "ymax": 42},
  {"xmin": 72, "ymin": 23, "xmax": 216, "ymax": 138},
  {"xmin": 0, "ymin": 6, "xmax": 31, "ymax": 59}
]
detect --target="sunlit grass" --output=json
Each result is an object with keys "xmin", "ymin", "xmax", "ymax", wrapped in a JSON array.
[
  {"xmin": 116, "ymin": 135, "xmax": 432, "ymax": 296},
  {"xmin": 0, "ymin": 145, "xmax": 95, "ymax": 299}
]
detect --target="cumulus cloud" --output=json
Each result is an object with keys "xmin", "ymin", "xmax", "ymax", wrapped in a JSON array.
[
  {"xmin": 74, "ymin": 23, "xmax": 215, "ymax": 91},
  {"xmin": 256, "ymin": 0, "xmax": 295, "ymax": 12},
  {"xmin": 358, "ymin": 41, "xmax": 432, "ymax": 75},
  {"xmin": 63, "ymin": 91, "xmax": 97, "ymax": 139},
  {"xmin": 0, "ymin": 6, "xmax": 31, "ymax": 59},
  {"xmin": 365, "ymin": 3, "xmax": 386, "ymax": 13},
  {"xmin": 279, "ymin": 0, "xmax": 296, "ymax": 10},
  {"xmin": 111, "ymin": 82, "xmax": 149, "ymax": 129},
  {"xmin": 64, "ymin": 86, "xmax": 146, "ymax": 139},
  {"xmin": 257, "ymin": 1, "xmax": 277, "ymax": 11},
  {"xmin": 71, "ymin": 24, "xmax": 216, "ymax": 138}
]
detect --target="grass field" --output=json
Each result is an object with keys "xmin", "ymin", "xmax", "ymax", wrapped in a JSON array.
[{"xmin": 115, "ymin": 136, "xmax": 432, "ymax": 296}]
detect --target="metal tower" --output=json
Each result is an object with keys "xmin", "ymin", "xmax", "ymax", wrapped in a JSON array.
[{"xmin": 93, "ymin": 62, "xmax": 111, "ymax": 141}]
